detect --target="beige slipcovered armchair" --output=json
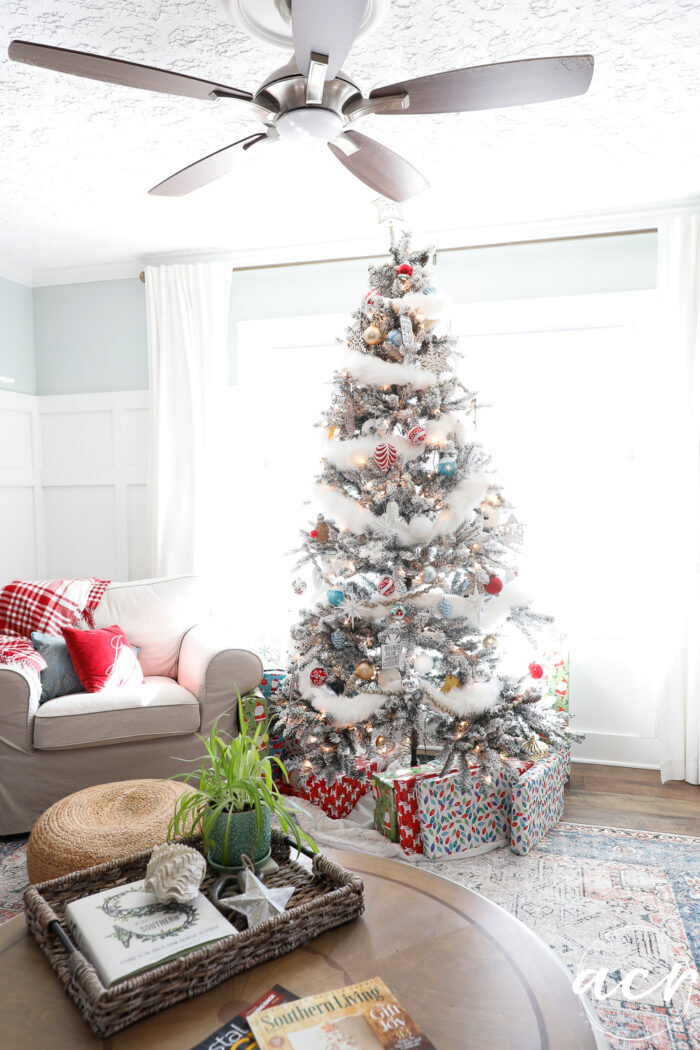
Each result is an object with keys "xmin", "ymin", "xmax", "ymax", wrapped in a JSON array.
[{"xmin": 0, "ymin": 576, "xmax": 262, "ymax": 833}]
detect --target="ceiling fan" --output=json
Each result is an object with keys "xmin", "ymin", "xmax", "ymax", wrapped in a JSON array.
[{"xmin": 8, "ymin": 0, "xmax": 593, "ymax": 202}]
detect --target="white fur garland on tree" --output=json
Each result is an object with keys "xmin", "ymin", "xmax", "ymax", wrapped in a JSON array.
[
  {"xmin": 319, "ymin": 413, "xmax": 462, "ymax": 469},
  {"xmin": 342, "ymin": 349, "xmax": 434, "ymax": 390},
  {"xmin": 298, "ymin": 664, "xmax": 392, "ymax": 723},
  {"xmin": 313, "ymin": 473, "xmax": 491, "ymax": 547},
  {"xmin": 421, "ymin": 678, "xmax": 501, "ymax": 716}
]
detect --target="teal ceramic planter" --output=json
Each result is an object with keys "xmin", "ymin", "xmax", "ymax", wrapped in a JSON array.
[{"xmin": 205, "ymin": 806, "xmax": 271, "ymax": 872}]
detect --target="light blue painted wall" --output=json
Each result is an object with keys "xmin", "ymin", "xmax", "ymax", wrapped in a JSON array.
[
  {"xmin": 0, "ymin": 275, "xmax": 36, "ymax": 394},
  {"xmin": 33, "ymin": 278, "xmax": 148, "ymax": 395},
  {"xmin": 30, "ymin": 232, "xmax": 658, "ymax": 394}
]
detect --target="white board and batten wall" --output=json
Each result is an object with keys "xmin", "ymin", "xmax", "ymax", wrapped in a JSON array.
[{"xmin": 0, "ymin": 388, "xmax": 148, "ymax": 586}]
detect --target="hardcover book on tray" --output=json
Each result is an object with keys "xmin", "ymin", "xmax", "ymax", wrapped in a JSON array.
[
  {"xmin": 248, "ymin": 976, "xmax": 436, "ymax": 1050},
  {"xmin": 64, "ymin": 878, "xmax": 234, "ymax": 987}
]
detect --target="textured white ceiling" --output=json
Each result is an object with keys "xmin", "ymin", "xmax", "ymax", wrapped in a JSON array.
[{"xmin": 1, "ymin": 0, "xmax": 700, "ymax": 281}]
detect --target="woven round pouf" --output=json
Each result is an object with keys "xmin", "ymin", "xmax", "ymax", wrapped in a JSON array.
[{"xmin": 26, "ymin": 779, "xmax": 190, "ymax": 884}]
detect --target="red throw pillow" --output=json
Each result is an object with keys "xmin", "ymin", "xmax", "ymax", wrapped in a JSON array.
[{"xmin": 62, "ymin": 625, "xmax": 144, "ymax": 692}]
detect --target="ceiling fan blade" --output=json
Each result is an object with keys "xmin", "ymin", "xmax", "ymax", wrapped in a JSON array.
[
  {"xmin": 328, "ymin": 130, "xmax": 428, "ymax": 203},
  {"xmin": 369, "ymin": 55, "xmax": 594, "ymax": 115},
  {"xmin": 8, "ymin": 39, "xmax": 267, "ymax": 110},
  {"xmin": 292, "ymin": 0, "xmax": 367, "ymax": 81},
  {"xmin": 149, "ymin": 132, "xmax": 272, "ymax": 196}
]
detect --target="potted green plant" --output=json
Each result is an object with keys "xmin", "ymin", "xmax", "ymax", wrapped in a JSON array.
[{"xmin": 168, "ymin": 694, "xmax": 316, "ymax": 871}]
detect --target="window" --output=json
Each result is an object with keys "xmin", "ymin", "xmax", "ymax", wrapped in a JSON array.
[{"xmin": 230, "ymin": 289, "xmax": 659, "ymax": 763}]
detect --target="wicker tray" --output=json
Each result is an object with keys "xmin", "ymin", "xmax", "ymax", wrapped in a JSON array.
[{"xmin": 24, "ymin": 831, "xmax": 364, "ymax": 1038}]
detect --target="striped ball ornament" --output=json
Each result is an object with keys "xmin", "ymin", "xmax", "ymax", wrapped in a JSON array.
[
  {"xmin": 378, "ymin": 576, "xmax": 396, "ymax": 597},
  {"xmin": 407, "ymin": 425, "xmax": 426, "ymax": 445}
]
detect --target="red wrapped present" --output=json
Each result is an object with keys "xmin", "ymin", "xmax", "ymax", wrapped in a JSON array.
[
  {"xmin": 372, "ymin": 761, "xmax": 451, "ymax": 855},
  {"xmin": 280, "ymin": 758, "xmax": 380, "ymax": 820}
]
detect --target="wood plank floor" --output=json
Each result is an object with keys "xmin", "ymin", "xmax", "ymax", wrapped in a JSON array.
[{"xmin": 564, "ymin": 763, "xmax": 700, "ymax": 836}]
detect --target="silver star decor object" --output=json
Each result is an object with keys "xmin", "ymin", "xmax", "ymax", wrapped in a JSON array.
[
  {"xmin": 420, "ymin": 346, "xmax": 450, "ymax": 375},
  {"xmin": 222, "ymin": 869, "xmax": 294, "ymax": 928},
  {"xmin": 464, "ymin": 582, "xmax": 487, "ymax": 627},
  {"xmin": 341, "ymin": 595, "xmax": 365, "ymax": 628},
  {"xmin": 371, "ymin": 500, "xmax": 401, "ymax": 541}
]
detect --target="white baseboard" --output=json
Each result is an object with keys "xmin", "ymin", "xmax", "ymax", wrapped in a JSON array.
[{"xmin": 569, "ymin": 756, "xmax": 660, "ymax": 771}]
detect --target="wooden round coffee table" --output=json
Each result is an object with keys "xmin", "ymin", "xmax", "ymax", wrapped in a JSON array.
[{"xmin": 0, "ymin": 849, "xmax": 596, "ymax": 1049}]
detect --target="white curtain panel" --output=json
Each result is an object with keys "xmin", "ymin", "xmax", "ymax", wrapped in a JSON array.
[
  {"xmin": 657, "ymin": 215, "xmax": 700, "ymax": 784},
  {"xmin": 145, "ymin": 262, "xmax": 232, "ymax": 581}
]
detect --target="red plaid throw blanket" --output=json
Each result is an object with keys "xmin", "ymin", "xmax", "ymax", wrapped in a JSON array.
[
  {"xmin": 0, "ymin": 634, "xmax": 48, "ymax": 674},
  {"xmin": 0, "ymin": 577, "xmax": 111, "ymax": 677}
]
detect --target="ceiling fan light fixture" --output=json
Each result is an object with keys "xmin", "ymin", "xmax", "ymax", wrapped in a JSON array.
[{"xmin": 276, "ymin": 106, "xmax": 343, "ymax": 142}]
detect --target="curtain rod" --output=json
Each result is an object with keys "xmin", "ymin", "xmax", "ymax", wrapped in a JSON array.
[{"xmin": 137, "ymin": 227, "xmax": 656, "ymax": 283}]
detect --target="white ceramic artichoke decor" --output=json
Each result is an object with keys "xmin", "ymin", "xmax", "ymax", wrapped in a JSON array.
[{"xmin": 144, "ymin": 842, "xmax": 206, "ymax": 904}]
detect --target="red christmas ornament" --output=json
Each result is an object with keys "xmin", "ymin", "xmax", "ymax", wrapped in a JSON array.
[
  {"xmin": 529, "ymin": 662, "xmax": 544, "ymax": 680},
  {"xmin": 397, "ymin": 263, "xmax": 413, "ymax": 276},
  {"xmin": 484, "ymin": 575, "xmax": 503, "ymax": 595},
  {"xmin": 310, "ymin": 529, "xmax": 318, "ymax": 538},
  {"xmin": 407, "ymin": 424, "xmax": 426, "ymax": 445},
  {"xmin": 310, "ymin": 667, "xmax": 328, "ymax": 687},
  {"xmin": 378, "ymin": 576, "xmax": 396, "ymax": 597},
  {"xmin": 374, "ymin": 442, "xmax": 397, "ymax": 474}
]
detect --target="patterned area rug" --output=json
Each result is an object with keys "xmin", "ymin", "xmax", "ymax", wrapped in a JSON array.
[
  {"xmin": 0, "ymin": 836, "xmax": 29, "ymax": 923},
  {"xmin": 427, "ymin": 823, "xmax": 700, "ymax": 1050},
  {"xmin": 2, "ymin": 824, "xmax": 698, "ymax": 1049}
]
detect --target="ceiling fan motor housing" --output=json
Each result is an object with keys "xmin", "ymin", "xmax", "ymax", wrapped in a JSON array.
[{"xmin": 257, "ymin": 60, "xmax": 361, "ymax": 139}]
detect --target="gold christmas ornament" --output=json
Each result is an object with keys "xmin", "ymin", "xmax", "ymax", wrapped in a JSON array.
[
  {"xmin": 523, "ymin": 734, "xmax": 550, "ymax": 759},
  {"xmin": 356, "ymin": 661, "xmax": 376, "ymax": 680},
  {"xmin": 363, "ymin": 324, "xmax": 383, "ymax": 345},
  {"xmin": 441, "ymin": 674, "xmax": 460, "ymax": 693},
  {"xmin": 483, "ymin": 634, "xmax": 498, "ymax": 647}
]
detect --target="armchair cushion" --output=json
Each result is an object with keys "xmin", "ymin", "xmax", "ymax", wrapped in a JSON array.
[
  {"xmin": 33, "ymin": 676, "xmax": 199, "ymax": 750},
  {"xmin": 62, "ymin": 625, "xmax": 144, "ymax": 692},
  {"xmin": 93, "ymin": 576, "xmax": 206, "ymax": 678},
  {"xmin": 31, "ymin": 631, "xmax": 84, "ymax": 702}
]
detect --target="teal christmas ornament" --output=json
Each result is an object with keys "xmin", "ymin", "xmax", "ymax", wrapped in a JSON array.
[
  {"xmin": 390, "ymin": 603, "xmax": 406, "ymax": 621},
  {"xmin": 438, "ymin": 457, "xmax": 457, "ymax": 477},
  {"xmin": 388, "ymin": 330, "xmax": 403, "ymax": 347},
  {"xmin": 331, "ymin": 631, "xmax": 345, "ymax": 649},
  {"xmin": 327, "ymin": 589, "xmax": 345, "ymax": 606}
]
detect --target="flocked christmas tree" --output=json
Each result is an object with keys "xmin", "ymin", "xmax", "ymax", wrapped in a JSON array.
[{"xmin": 277, "ymin": 232, "xmax": 573, "ymax": 784}]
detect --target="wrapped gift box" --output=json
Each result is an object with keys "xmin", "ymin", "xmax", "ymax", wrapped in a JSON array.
[
  {"xmin": 417, "ymin": 766, "xmax": 512, "ymax": 859},
  {"xmin": 280, "ymin": 758, "xmax": 380, "ymax": 820},
  {"xmin": 258, "ymin": 668, "xmax": 288, "ymax": 701},
  {"xmin": 372, "ymin": 762, "xmax": 448, "ymax": 855},
  {"xmin": 239, "ymin": 689, "xmax": 269, "ymax": 757},
  {"xmin": 416, "ymin": 748, "xmax": 570, "ymax": 859},
  {"xmin": 540, "ymin": 652, "xmax": 569, "ymax": 716},
  {"xmin": 509, "ymin": 746, "xmax": 570, "ymax": 856}
]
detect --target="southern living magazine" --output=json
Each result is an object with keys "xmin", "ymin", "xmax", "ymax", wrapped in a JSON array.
[
  {"xmin": 190, "ymin": 985, "xmax": 299, "ymax": 1050},
  {"xmin": 247, "ymin": 977, "xmax": 436, "ymax": 1050},
  {"xmin": 64, "ymin": 879, "xmax": 234, "ymax": 987}
]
